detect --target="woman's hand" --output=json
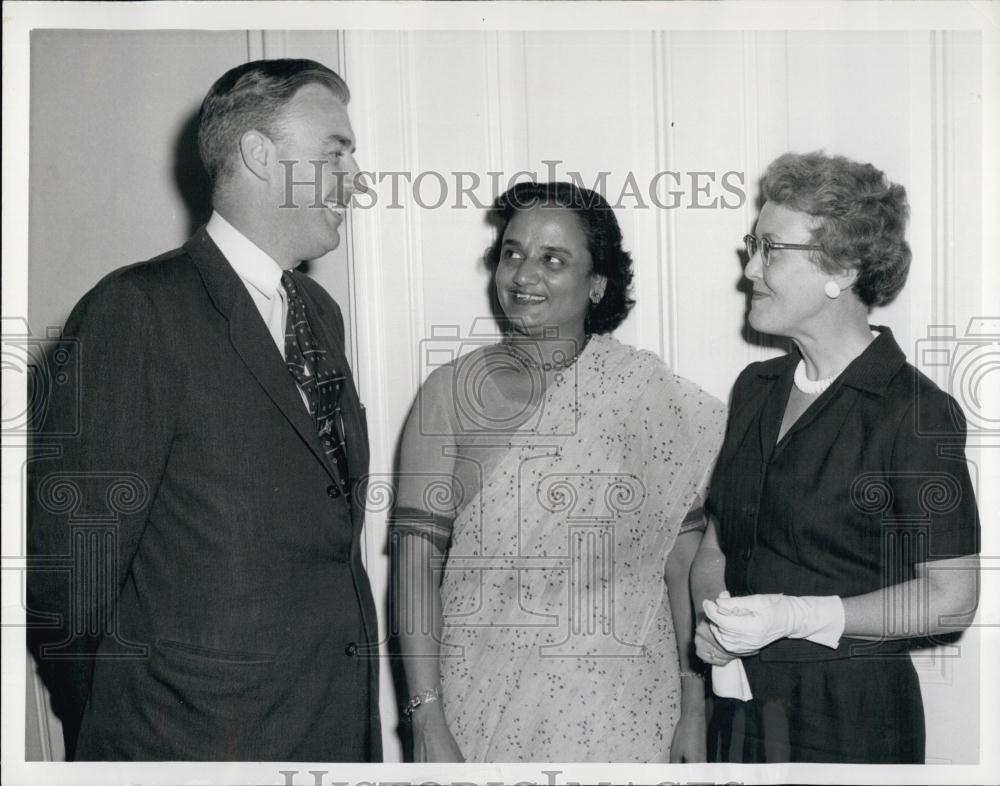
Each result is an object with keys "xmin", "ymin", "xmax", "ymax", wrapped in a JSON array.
[
  {"xmin": 694, "ymin": 616, "xmax": 739, "ymax": 666},
  {"xmin": 669, "ymin": 684, "xmax": 707, "ymax": 762},
  {"xmin": 704, "ymin": 592, "xmax": 845, "ymax": 652},
  {"xmin": 411, "ymin": 702, "xmax": 465, "ymax": 762}
]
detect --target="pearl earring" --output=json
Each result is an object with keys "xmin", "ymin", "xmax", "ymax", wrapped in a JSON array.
[
  {"xmin": 590, "ymin": 292, "xmax": 603, "ymax": 304},
  {"xmin": 824, "ymin": 281, "xmax": 841, "ymax": 299}
]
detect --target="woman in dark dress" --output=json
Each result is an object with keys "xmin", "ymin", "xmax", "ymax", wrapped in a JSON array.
[{"xmin": 692, "ymin": 151, "xmax": 980, "ymax": 763}]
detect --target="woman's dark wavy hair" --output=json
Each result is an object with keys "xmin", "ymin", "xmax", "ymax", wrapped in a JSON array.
[
  {"xmin": 488, "ymin": 181, "xmax": 635, "ymax": 334},
  {"xmin": 762, "ymin": 151, "xmax": 911, "ymax": 307}
]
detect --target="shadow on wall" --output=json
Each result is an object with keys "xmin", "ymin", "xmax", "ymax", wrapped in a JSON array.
[
  {"xmin": 173, "ymin": 107, "xmax": 214, "ymax": 238},
  {"xmin": 27, "ymin": 107, "xmax": 214, "ymax": 422}
]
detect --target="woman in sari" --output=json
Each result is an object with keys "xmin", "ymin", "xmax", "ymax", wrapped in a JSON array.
[
  {"xmin": 692, "ymin": 151, "xmax": 980, "ymax": 763},
  {"xmin": 393, "ymin": 181, "xmax": 725, "ymax": 762}
]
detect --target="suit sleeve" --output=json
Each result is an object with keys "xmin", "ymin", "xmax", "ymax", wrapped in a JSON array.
[{"xmin": 27, "ymin": 274, "xmax": 173, "ymax": 738}]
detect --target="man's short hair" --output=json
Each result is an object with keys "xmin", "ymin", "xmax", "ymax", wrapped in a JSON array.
[{"xmin": 198, "ymin": 58, "xmax": 350, "ymax": 186}]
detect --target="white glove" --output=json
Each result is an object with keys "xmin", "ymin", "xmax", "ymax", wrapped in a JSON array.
[
  {"xmin": 703, "ymin": 593, "xmax": 845, "ymax": 653},
  {"xmin": 711, "ymin": 660, "xmax": 753, "ymax": 701}
]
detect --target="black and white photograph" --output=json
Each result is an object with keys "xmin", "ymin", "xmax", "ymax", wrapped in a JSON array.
[{"xmin": 3, "ymin": 2, "xmax": 998, "ymax": 785}]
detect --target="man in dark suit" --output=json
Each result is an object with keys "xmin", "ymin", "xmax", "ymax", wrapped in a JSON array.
[{"xmin": 27, "ymin": 59, "xmax": 380, "ymax": 761}]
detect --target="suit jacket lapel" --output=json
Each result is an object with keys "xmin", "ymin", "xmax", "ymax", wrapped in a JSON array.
[{"xmin": 185, "ymin": 230, "xmax": 340, "ymax": 485}]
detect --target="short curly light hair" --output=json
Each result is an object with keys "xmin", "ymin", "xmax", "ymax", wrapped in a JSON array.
[
  {"xmin": 488, "ymin": 181, "xmax": 635, "ymax": 334},
  {"xmin": 762, "ymin": 151, "xmax": 911, "ymax": 307},
  {"xmin": 198, "ymin": 58, "xmax": 350, "ymax": 186}
]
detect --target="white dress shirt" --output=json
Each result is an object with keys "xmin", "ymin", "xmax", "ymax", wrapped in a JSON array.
[{"xmin": 205, "ymin": 210, "xmax": 286, "ymax": 357}]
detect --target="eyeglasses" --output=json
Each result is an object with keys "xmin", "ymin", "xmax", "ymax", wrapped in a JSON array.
[{"xmin": 743, "ymin": 234, "xmax": 823, "ymax": 267}]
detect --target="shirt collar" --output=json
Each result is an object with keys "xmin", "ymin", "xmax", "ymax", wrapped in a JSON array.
[
  {"xmin": 838, "ymin": 325, "xmax": 906, "ymax": 395},
  {"xmin": 755, "ymin": 325, "xmax": 906, "ymax": 396},
  {"xmin": 205, "ymin": 211, "xmax": 284, "ymax": 299}
]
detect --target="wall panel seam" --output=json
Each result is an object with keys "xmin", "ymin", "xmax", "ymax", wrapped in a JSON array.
[{"xmin": 653, "ymin": 31, "xmax": 676, "ymax": 369}]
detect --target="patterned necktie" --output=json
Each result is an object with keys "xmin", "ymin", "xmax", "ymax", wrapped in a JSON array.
[{"xmin": 281, "ymin": 272, "xmax": 351, "ymax": 497}]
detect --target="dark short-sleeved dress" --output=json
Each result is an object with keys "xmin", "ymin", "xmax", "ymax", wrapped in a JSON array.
[{"xmin": 706, "ymin": 326, "xmax": 980, "ymax": 763}]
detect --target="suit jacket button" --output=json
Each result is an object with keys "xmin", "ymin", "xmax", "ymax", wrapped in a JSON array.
[
  {"xmin": 345, "ymin": 642, "xmax": 358, "ymax": 657},
  {"xmin": 327, "ymin": 484, "xmax": 340, "ymax": 498},
  {"xmin": 742, "ymin": 546, "xmax": 753, "ymax": 560}
]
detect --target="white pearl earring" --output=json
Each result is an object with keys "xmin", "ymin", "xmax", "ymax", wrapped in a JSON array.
[{"xmin": 824, "ymin": 281, "xmax": 841, "ymax": 299}]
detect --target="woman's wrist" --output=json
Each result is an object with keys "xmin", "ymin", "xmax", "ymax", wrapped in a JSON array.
[
  {"xmin": 679, "ymin": 670, "xmax": 707, "ymax": 706},
  {"xmin": 403, "ymin": 685, "xmax": 442, "ymax": 720},
  {"xmin": 411, "ymin": 701, "xmax": 449, "ymax": 733},
  {"xmin": 680, "ymin": 688, "xmax": 707, "ymax": 714}
]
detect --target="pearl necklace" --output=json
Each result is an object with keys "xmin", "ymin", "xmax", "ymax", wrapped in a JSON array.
[
  {"xmin": 504, "ymin": 335, "xmax": 591, "ymax": 372},
  {"xmin": 793, "ymin": 360, "xmax": 840, "ymax": 395},
  {"xmin": 793, "ymin": 329, "xmax": 881, "ymax": 395}
]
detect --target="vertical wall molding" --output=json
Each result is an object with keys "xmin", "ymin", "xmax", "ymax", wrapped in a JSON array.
[
  {"xmin": 905, "ymin": 31, "xmax": 936, "ymax": 374},
  {"xmin": 341, "ymin": 30, "xmax": 402, "ymax": 763},
  {"xmin": 342, "ymin": 31, "xmax": 390, "ymax": 451},
  {"xmin": 335, "ymin": 30, "xmax": 367, "ymax": 573},
  {"xmin": 337, "ymin": 30, "xmax": 362, "ymax": 379},
  {"xmin": 741, "ymin": 30, "xmax": 790, "ymax": 367},
  {"xmin": 931, "ymin": 30, "xmax": 957, "ymax": 332},
  {"xmin": 740, "ymin": 31, "xmax": 762, "ymax": 368},
  {"xmin": 245, "ymin": 30, "xmax": 263, "ymax": 60},
  {"xmin": 398, "ymin": 33, "xmax": 426, "ymax": 393},
  {"xmin": 486, "ymin": 32, "xmax": 530, "ymax": 177},
  {"xmin": 246, "ymin": 30, "xmax": 288, "ymax": 60},
  {"xmin": 652, "ymin": 31, "xmax": 676, "ymax": 368},
  {"xmin": 483, "ymin": 31, "xmax": 530, "ymax": 179}
]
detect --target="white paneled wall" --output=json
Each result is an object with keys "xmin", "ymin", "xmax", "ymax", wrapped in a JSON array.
[{"xmin": 343, "ymin": 30, "xmax": 983, "ymax": 763}]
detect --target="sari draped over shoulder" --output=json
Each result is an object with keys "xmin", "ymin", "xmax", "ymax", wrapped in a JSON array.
[{"xmin": 396, "ymin": 334, "xmax": 725, "ymax": 762}]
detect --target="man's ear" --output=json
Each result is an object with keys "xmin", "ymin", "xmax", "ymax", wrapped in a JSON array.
[{"xmin": 238, "ymin": 129, "xmax": 274, "ymax": 181}]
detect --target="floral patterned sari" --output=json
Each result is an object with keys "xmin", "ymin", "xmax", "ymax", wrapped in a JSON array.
[{"xmin": 396, "ymin": 334, "xmax": 724, "ymax": 761}]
